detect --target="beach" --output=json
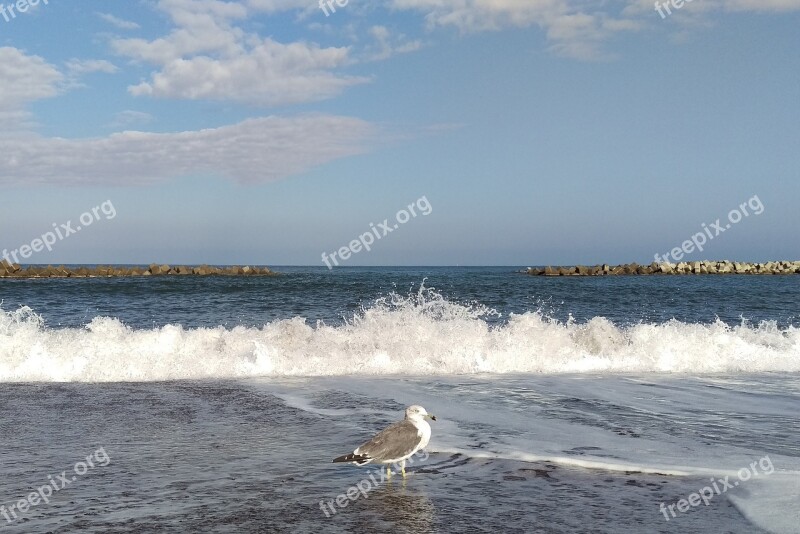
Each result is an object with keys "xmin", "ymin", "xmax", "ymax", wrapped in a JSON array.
[{"xmin": 3, "ymin": 1, "xmax": 799, "ymax": 531}]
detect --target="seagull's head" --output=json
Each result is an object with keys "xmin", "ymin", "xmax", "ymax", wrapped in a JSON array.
[{"xmin": 406, "ymin": 405, "xmax": 436, "ymax": 422}]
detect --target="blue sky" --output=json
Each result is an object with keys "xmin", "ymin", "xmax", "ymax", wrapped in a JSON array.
[{"xmin": 0, "ymin": 0, "xmax": 798, "ymax": 266}]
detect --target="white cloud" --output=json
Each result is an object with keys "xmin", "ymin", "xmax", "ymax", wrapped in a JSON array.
[
  {"xmin": 391, "ymin": 0, "xmax": 800, "ymax": 59},
  {"xmin": 365, "ymin": 25, "xmax": 424, "ymax": 61},
  {"xmin": 390, "ymin": 0, "xmax": 642, "ymax": 60},
  {"xmin": 97, "ymin": 12, "xmax": 141, "ymax": 30},
  {"xmin": 0, "ymin": 48, "xmax": 63, "ymax": 129},
  {"xmin": 723, "ymin": 0, "xmax": 800, "ymax": 10},
  {"xmin": 112, "ymin": 0, "xmax": 369, "ymax": 106},
  {"xmin": 245, "ymin": 0, "xmax": 314, "ymax": 12},
  {"xmin": 66, "ymin": 59, "xmax": 120, "ymax": 75},
  {"xmin": 109, "ymin": 110, "xmax": 154, "ymax": 128},
  {"xmin": 392, "ymin": 0, "xmax": 559, "ymax": 31},
  {"xmin": 111, "ymin": 7, "xmax": 246, "ymax": 64},
  {"xmin": 126, "ymin": 38, "xmax": 369, "ymax": 106},
  {"xmin": 0, "ymin": 115, "xmax": 376, "ymax": 186},
  {"xmin": 0, "ymin": 45, "xmax": 375, "ymax": 186}
]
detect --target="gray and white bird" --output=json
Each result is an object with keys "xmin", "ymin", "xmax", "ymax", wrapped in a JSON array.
[{"xmin": 332, "ymin": 405, "xmax": 436, "ymax": 478}]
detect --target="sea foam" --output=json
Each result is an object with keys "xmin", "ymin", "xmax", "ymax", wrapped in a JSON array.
[{"xmin": 1, "ymin": 287, "xmax": 798, "ymax": 382}]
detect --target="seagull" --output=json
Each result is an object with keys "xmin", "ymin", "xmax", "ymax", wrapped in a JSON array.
[{"xmin": 332, "ymin": 405, "xmax": 436, "ymax": 478}]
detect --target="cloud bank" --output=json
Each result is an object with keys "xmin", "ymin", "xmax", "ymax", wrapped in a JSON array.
[{"xmin": 1, "ymin": 115, "xmax": 376, "ymax": 186}]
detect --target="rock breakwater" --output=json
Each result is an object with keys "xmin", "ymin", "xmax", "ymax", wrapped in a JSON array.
[
  {"xmin": 0, "ymin": 262, "xmax": 277, "ymax": 278},
  {"xmin": 525, "ymin": 260, "xmax": 800, "ymax": 276}
]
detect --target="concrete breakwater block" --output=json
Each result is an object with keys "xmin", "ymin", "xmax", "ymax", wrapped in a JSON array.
[
  {"xmin": 525, "ymin": 260, "xmax": 800, "ymax": 276},
  {"xmin": 0, "ymin": 261, "xmax": 278, "ymax": 278}
]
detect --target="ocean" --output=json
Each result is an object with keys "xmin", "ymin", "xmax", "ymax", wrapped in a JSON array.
[{"xmin": 1, "ymin": 267, "xmax": 798, "ymax": 533}]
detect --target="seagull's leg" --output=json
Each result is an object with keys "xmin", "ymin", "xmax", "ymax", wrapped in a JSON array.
[
  {"xmin": 401, "ymin": 459, "xmax": 407, "ymax": 478},
  {"xmin": 386, "ymin": 465, "xmax": 392, "ymax": 480}
]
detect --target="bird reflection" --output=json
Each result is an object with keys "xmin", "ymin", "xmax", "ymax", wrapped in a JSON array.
[{"xmin": 352, "ymin": 482, "xmax": 437, "ymax": 533}]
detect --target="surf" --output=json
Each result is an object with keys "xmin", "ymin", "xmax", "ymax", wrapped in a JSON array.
[{"xmin": 1, "ymin": 286, "xmax": 798, "ymax": 382}]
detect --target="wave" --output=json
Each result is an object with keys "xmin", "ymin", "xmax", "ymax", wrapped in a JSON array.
[{"xmin": 1, "ymin": 287, "xmax": 798, "ymax": 382}]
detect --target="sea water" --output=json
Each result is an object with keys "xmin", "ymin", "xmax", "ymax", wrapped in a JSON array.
[{"xmin": 0, "ymin": 267, "xmax": 798, "ymax": 532}]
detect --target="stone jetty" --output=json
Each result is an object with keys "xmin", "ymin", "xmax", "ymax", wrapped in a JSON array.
[
  {"xmin": 0, "ymin": 261, "xmax": 277, "ymax": 278},
  {"xmin": 526, "ymin": 260, "xmax": 800, "ymax": 276}
]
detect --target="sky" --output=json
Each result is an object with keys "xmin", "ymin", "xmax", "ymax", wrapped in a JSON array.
[{"xmin": 0, "ymin": 0, "xmax": 798, "ymax": 266}]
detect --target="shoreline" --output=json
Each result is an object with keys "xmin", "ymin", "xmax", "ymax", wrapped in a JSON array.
[
  {"xmin": 0, "ymin": 262, "xmax": 277, "ymax": 278},
  {"xmin": 525, "ymin": 260, "xmax": 800, "ymax": 276}
]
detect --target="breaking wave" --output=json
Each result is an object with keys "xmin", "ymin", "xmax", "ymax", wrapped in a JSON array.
[{"xmin": 1, "ymin": 287, "xmax": 798, "ymax": 382}]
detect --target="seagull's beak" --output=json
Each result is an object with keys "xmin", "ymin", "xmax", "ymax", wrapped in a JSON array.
[{"xmin": 427, "ymin": 414, "xmax": 437, "ymax": 421}]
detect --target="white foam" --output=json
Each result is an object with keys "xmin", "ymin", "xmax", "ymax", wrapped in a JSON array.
[
  {"xmin": 729, "ymin": 478, "xmax": 800, "ymax": 534},
  {"xmin": 259, "ymin": 376, "xmax": 800, "ymax": 534},
  {"xmin": 1, "ymin": 286, "xmax": 799, "ymax": 382}
]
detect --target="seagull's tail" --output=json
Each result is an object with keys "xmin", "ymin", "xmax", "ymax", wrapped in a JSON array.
[{"xmin": 332, "ymin": 453, "xmax": 371, "ymax": 465}]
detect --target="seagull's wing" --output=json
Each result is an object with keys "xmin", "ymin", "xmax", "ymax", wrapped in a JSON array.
[{"xmin": 353, "ymin": 419, "xmax": 423, "ymax": 463}]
